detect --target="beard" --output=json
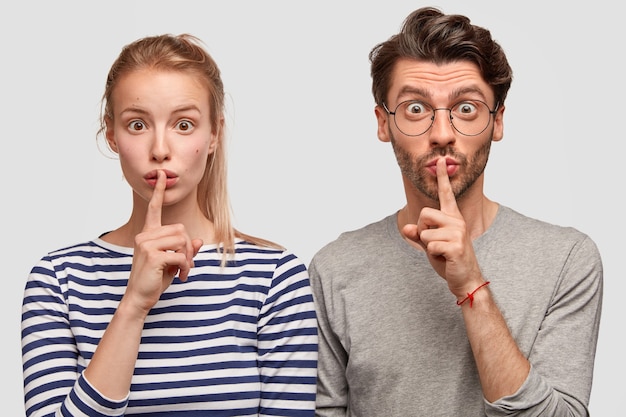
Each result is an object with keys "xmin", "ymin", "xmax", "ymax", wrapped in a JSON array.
[{"xmin": 390, "ymin": 129, "xmax": 493, "ymax": 203}]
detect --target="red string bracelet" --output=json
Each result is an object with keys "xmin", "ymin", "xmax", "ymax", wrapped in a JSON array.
[{"xmin": 456, "ymin": 281, "xmax": 490, "ymax": 307}]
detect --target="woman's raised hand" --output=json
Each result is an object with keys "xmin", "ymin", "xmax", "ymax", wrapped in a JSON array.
[{"xmin": 125, "ymin": 170, "xmax": 202, "ymax": 315}]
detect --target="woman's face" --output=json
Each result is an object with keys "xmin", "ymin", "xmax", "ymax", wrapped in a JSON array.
[{"xmin": 105, "ymin": 69, "xmax": 217, "ymax": 208}]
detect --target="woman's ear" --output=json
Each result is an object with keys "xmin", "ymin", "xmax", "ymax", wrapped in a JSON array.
[
  {"xmin": 209, "ymin": 116, "xmax": 224, "ymax": 153},
  {"xmin": 104, "ymin": 116, "xmax": 119, "ymax": 153}
]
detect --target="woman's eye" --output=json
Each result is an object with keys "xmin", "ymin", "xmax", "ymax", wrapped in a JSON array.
[
  {"xmin": 129, "ymin": 120, "xmax": 145, "ymax": 131},
  {"xmin": 176, "ymin": 120, "xmax": 194, "ymax": 132}
]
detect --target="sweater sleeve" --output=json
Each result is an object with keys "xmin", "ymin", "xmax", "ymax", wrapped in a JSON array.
[
  {"xmin": 485, "ymin": 235, "xmax": 603, "ymax": 416},
  {"xmin": 21, "ymin": 256, "xmax": 128, "ymax": 417},
  {"xmin": 307, "ymin": 257, "xmax": 349, "ymax": 417},
  {"xmin": 257, "ymin": 251, "xmax": 319, "ymax": 417}
]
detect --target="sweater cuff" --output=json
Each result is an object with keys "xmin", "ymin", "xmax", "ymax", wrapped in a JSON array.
[
  {"xmin": 483, "ymin": 364, "xmax": 549, "ymax": 416},
  {"xmin": 70, "ymin": 371, "xmax": 129, "ymax": 416}
]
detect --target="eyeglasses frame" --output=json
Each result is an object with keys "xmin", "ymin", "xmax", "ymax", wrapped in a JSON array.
[{"xmin": 382, "ymin": 99, "xmax": 499, "ymax": 137}]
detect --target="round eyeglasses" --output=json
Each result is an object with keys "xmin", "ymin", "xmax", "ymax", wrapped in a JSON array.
[{"xmin": 382, "ymin": 99, "xmax": 498, "ymax": 136}]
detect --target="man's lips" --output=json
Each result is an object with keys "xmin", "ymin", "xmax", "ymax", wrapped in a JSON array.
[{"xmin": 426, "ymin": 157, "xmax": 459, "ymax": 176}]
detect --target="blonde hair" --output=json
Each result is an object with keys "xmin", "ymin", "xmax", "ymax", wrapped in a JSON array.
[{"xmin": 97, "ymin": 34, "xmax": 282, "ymax": 262}]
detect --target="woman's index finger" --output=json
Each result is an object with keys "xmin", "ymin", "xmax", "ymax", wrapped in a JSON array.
[{"xmin": 144, "ymin": 170, "xmax": 165, "ymax": 230}]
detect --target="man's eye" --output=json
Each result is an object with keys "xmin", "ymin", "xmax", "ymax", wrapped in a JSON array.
[
  {"xmin": 129, "ymin": 120, "xmax": 145, "ymax": 131},
  {"xmin": 456, "ymin": 102, "xmax": 477, "ymax": 114},
  {"xmin": 406, "ymin": 102, "xmax": 427, "ymax": 114}
]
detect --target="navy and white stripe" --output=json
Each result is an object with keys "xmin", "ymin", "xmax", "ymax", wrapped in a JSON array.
[{"xmin": 22, "ymin": 238, "xmax": 318, "ymax": 416}]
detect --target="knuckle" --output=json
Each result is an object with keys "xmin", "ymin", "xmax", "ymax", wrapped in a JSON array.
[{"xmin": 134, "ymin": 234, "xmax": 147, "ymax": 247}]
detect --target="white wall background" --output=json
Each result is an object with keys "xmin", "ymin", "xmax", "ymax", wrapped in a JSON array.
[{"xmin": 2, "ymin": 1, "xmax": 622, "ymax": 415}]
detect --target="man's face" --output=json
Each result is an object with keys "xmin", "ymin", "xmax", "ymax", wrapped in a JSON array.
[{"xmin": 375, "ymin": 59, "xmax": 504, "ymax": 203}]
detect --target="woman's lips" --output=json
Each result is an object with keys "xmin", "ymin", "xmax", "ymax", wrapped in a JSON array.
[{"xmin": 145, "ymin": 170, "xmax": 178, "ymax": 188}]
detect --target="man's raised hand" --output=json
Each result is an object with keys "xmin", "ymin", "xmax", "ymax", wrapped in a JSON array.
[{"xmin": 403, "ymin": 158, "xmax": 483, "ymax": 297}]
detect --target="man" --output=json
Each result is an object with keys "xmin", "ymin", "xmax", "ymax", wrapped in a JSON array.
[{"xmin": 308, "ymin": 7, "xmax": 603, "ymax": 416}]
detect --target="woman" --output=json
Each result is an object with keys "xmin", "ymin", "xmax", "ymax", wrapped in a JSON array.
[{"xmin": 21, "ymin": 34, "xmax": 318, "ymax": 417}]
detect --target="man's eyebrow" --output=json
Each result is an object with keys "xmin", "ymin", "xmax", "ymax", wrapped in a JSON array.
[
  {"xmin": 396, "ymin": 86, "xmax": 431, "ymax": 99},
  {"xmin": 449, "ymin": 86, "xmax": 488, "ymax": 101},
  {"xmin": 394, "ymin": 85, "xmax": 489, "ymax": 102}
]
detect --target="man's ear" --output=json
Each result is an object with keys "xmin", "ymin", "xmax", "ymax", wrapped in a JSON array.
[
  {"xmin": 375, "ymin": 105, "xmax": 391, "ymax": 143},
  {"xmin": 104, "ymin": 116, "xmax": 119, "ymax": 153},
  {"xmin": 492, "ymin": 105, "xmax": 505, "ymax": 142}
]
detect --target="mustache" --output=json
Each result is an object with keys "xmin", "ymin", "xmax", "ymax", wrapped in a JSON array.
[{"xmin": 421, "ymin": 147, "xmax": 467, "ymax": 163}]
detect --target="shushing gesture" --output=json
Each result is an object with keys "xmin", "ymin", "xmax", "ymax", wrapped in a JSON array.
[
  {"xmin": 402, "ymin": 158, "xmax": 485, "ymax": 299},
  {"xmin": 125, "ymin": 170, "xmax": 203, "ymax": 314}
]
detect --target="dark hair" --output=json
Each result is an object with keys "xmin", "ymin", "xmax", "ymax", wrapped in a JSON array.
[{"xmin": 369, "ymin": 7, "xmax": 513, "ymax": 108}]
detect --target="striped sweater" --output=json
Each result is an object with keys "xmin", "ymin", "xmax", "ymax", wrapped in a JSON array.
[{"xmin": 21, "ymin": 238, "xmax": 318, "ymax": 416}]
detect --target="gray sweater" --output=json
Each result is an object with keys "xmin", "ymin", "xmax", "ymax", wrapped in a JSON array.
[{"xmin": 309, "ymin": 205, "xmax": 603, "ymax": 416}]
